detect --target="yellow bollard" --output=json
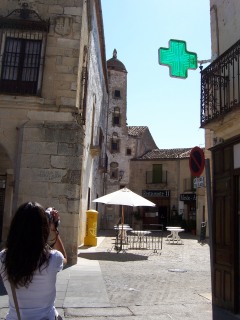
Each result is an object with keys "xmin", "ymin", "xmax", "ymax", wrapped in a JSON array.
[{"xmin": 84, "ymin": 209, "xmax": 98, "ymax": 246}]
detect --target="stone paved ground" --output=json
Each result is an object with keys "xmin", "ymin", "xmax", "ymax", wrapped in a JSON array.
[
  {"xmin": 0, "ymin": 230, "xmax": 212, "ymax": 319},
  {"xmin": 81, "ymin": 230, "xmax": 212, "ymax": 313}
]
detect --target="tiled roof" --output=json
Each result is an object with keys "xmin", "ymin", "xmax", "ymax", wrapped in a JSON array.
[
  {"xmin": 128, "ymin": 126, "xmax": 149, "ymax": 137},
  {"xmin": 135, "ymin": 148, "xmax": 194, "ymax": 160},
  {"xmin": 107, "ymin": 49, "xmax": 127, "ymax": 72},
  {"xmin": 107, "ymin": 57, "xmax": 127, "ymax": 72}
]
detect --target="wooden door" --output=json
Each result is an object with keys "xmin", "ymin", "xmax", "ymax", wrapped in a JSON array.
[
  {"xmin": 212, "ymin": 145, "xmax": 236, "ymax": 312},
  {"xmin": 0, "ymin": 188, "xmax": 5, "ymax": 242}
]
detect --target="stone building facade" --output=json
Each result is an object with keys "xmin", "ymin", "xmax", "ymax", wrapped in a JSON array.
[
  {"xmin": 95, "ymin": 50, "xmax": 158, "ymax": 229},
  {"xmin": 129, "ymin": 148, "xmax": 205, "ymax": 234},
  {"xmin": 201, "ymin": 0, "xmax": 240, "ymax": 318},
  {"xmin": 0, "ymin": 0, "xmax": 108, "ymax": 264}
]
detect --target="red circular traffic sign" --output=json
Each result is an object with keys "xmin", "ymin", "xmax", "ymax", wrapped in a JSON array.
[{"xmin": 189, "ymin": 147, "xmax": 205, "ymax": 177}]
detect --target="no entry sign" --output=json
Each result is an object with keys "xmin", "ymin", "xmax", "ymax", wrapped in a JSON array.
[{"xmin": 189, "ymin": 147, "xmax": 205, "ymax": 177}]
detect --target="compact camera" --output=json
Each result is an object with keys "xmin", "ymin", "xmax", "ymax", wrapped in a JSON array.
[{"xmin": 45, "ymin": 207, "xmax": 60, "ymax": 229}]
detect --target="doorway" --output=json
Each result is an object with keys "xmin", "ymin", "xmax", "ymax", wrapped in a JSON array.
[
  {"xmin": 235, "ymin": 174, "xmax": 240, "ymax": 313},
  {"xmin": 0, "ymin": 176, "xmax": 6, "ymax": 242},
  {"xmin": 158, "ymin": 206, "xmax": 168, "ymax": 228}
]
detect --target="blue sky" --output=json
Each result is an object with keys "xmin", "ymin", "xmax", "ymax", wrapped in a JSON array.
[{"xmin": 101, "ymin": 0, "xmax": 211, "ymax": 149}]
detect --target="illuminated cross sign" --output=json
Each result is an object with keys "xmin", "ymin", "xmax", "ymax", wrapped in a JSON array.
[{"xmin": 158, "ymin": 39, "xmax": 198, "ymax": 79}]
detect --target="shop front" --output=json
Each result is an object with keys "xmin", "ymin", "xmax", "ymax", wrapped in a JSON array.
[
  {"xmin": 142, "ymin": 189, "xmax": 171, "ymax": 228},
  {"xmin": 179, "ymin": 193, "xmax": 196, "ymax": 233}
]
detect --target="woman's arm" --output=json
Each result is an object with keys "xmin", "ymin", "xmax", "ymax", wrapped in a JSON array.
[
  {"xmin": 47, "ymin": 208, "xmax": 67, "ymax": 265},
  {"xmin": 53, "ymin": 234, "xmax": 67, "ymax": 265},
  {"xmin": 51, "ymin": 228, "xmax": 67, "ymax": 265}
]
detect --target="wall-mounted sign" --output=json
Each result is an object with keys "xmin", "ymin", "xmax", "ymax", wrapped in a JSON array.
[
  {"xmin": 142, "ymin": 190, "xmax": 170, "ymax": 198},
  {"xmin": 180, "ymin": 193, "xmax": 196, "ymax": 201},
  {"xmin": 158, "ymin": 39, "xmax": 197, "ymax": 79},
  {"xmin": 193, "ymin": 176, "xmax": 205, "ymax": 188}
]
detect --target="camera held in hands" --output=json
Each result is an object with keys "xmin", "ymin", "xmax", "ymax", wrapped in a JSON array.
[{"xmin": 45, "ymin": 207, "xmax": 60, "ymax": 229}]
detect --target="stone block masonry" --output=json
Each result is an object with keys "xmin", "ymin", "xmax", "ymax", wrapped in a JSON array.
[{"xmin": 17, "ymin": 121, "xmax": 84, "ymax": 264}]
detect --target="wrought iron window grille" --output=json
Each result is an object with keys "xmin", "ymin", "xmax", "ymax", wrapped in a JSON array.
[{"xmin": 0, "ymin": 3, "xmax": 49, "ymax": 96}]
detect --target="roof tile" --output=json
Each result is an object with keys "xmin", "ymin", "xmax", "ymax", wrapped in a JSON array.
[
  {"xmin": 135, "ymin": 148, "xmax": 195, "ymax": 160},
  {"xmin": 128, "ymin": 126, "xmax": 148, "ymax": 137}
]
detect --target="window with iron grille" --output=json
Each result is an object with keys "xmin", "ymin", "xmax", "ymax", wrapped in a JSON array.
[
  {"xmin": 0, "ymin": 37, "xmax": 42, "ymax": 95},
  {"xmin": 0, "ymin": 4, "xmax": 49, "ymax": 96}
]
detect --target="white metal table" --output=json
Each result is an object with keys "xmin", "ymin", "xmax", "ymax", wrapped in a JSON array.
[
  {"xmin": 166, "ymin": 227, "xmax": 185, "ymax": 244},
  {"xmin": 114, "ymin": 224, "xmax": 132, "ymax": 242}
]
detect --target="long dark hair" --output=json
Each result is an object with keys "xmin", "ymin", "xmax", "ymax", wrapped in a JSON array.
[{"xmin": 4, "ymin": 202, "xmax": 50, "ymax": 287}]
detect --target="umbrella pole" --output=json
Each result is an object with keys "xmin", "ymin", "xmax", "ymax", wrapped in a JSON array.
[
  {"xmin": 122, "ymin": 205, "xmax": 124, "ymax": 225},
  {"xmin": 119, "ymin": 206, "xmax": 124, "ymax": 253}
]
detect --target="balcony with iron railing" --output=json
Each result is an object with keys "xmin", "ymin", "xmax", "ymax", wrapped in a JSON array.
[
  {"xmin": 146, "ymin": 171, "xmax": 167, "ymax": 184},
  {"xmin": 200, "ymin": 39, "xmax": 240, "ymax": 128}
]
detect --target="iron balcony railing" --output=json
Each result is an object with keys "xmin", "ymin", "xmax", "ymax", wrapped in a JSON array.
[
  {"xmin": 146, "ymin": 170, "xmax": 167, "ymax": 184},
  {"xmin": 201, "ymin": 39, "xmax": 240, "ymax": 127}
]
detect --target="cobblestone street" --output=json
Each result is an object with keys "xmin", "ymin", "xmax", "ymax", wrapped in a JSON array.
[
  {"xmin": 0, "ymin": 230, "xmax": 212, "ymax": 319},
  {"xmin": 78, "ymin": 230, "xmax": 212, "ymax": 319}
]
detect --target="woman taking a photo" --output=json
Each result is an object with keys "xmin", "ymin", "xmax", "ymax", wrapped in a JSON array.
[{"xmin": 0, "ymin": 202, "xmax": 67, "ymax": 320}]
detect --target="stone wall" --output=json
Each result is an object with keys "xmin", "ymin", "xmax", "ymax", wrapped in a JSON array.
[
  {"xmin": 210, "ymin": 0, "xmax": 240, "ymax": 58},
  {"xmin": 15, "ymin": 121, "xmax": 84, "ymax": 264},
  {"xmin": 0, "ymin": 0, "xmax": 108, "ymax": 264}
]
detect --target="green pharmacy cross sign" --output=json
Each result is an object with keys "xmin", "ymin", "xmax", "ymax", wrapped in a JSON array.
[{"xmin": 158, "ymin": 39, "xmax": 198, "ymax": 79}]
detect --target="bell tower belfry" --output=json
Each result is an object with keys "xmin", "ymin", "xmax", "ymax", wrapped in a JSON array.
[
  {"xmin": 105, "ymin": 49, "xmax": 128, "ymax": 224},
  {"xmin": 107, "ymin": 49, "xmax": 128, "ymax": 134}
]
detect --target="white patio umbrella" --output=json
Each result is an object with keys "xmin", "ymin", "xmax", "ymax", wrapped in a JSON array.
[
  {"xmin": 92, "ymin": 187, "xmax": 156, "ymax": 252},
  {"xmin": 92, "ymin": 187, "xmax": 155, "ymax": 227}
]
